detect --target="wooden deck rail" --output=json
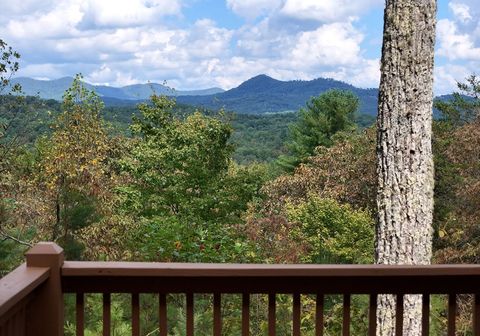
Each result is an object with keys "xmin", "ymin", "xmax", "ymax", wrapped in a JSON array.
[
  {"xmin": 3, "ymin": 242, "xmax": 480, "ymax": 335},
  {"xmin": 0, "ymin": 242, "xmax": 63, "ymax": 336}
]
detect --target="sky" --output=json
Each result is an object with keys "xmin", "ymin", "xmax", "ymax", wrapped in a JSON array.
[{"xmin": 1, "ymin": 0, "xmax": 479, "ymax": 94}]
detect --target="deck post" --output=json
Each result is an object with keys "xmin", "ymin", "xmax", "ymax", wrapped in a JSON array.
[{"xmin": 25, "ymin": 242, "xmax": 64, "ymax": 336}]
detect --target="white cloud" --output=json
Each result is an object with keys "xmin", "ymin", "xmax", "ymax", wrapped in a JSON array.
[
  {"xmin": 449, "ymin": 2, "xmax": 472, "ymax": 23},
  {"xmin": 86, "ymin": 64, "xmax": 140, "ymax": 86},
  {"xmin": 289, "ymin": 22, "xmax": 363, "ymax": 67},
  {"xmin": 0, "ymin": 0, "xmax": 57, "ymax": 16},
  {"xmin": 226, "ymin": 0, "xmax": 282, "ymax": 20},
  {"xmin": 324, "ymin": 59, "xmax": 380, "ymax": 88},
  {"xmin": 235, "ymin": 18, "xmax": 294, "ymax": 57},
  {"xmin": 279, "ymin": 0, "xmax": 383, "ymax": 23},
  {"xmin": 4, "ymin": 2, "xmax": 83, "ymax": 40},
  {"xmin": 437, "ymin": 19, "xmax": 480, "ymax": 61},
  {"xmin": 78, "ymin": 0, "xmax": 181, "ymax": 29},
  {"xmin": 434, "ymin": 64, "xmax": 472, "ymax": 95},
  {"xmin": 19, "ymin": 63, "xmax": 67, "ymax": 79},
  {"xmin": 2, "ymin": 0, "xmax": 182, "ymax": 40}
]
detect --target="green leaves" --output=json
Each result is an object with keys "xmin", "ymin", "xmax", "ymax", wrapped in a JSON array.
[
  {"xmin": 287, "ymin": 196, "xmax": 374, "ymax": 264},
  {"xmin": 434, "ymin": 74, "xmax": 480, "ymax": 127},
  {"xmin": 123, "ymin": 95, "xmax": 234, "ymax": 221},
  {"xmin": 120, "ymin": 94, "xmax": 263, "ymax": 262},
  {"xmin": 278, "ymin": 89, "xmax": 359, "ymax": 171},
  {"xmin": 35, "ymin": 75, "xmax": 114, "ymax": 258},
  {"xmin": 0, "ymin": 39, "xmax": 21, "ymax": 95}
]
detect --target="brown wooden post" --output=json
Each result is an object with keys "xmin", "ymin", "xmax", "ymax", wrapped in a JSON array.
[{"xmin": 25, "ymin": 242, "xmax": 64, "ymax": 336}]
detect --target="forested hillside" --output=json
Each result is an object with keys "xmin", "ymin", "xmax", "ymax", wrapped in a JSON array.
[
  {"xmin": 1, "ymin": 94, "xmax": 375, "ymax": 164},
  {"xmin": 178, "ymin": 75, "xmax": 379, "ymax": 115}
]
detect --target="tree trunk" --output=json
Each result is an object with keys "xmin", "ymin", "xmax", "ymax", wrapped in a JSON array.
[{"xmin": 376, "ymin": 1, "xmax": 436, "ymax": 335}]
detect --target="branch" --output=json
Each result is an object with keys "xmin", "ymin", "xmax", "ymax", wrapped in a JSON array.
[{"xmin": 0, "ymin": 229, "xmax": 33, "ymax": 247}]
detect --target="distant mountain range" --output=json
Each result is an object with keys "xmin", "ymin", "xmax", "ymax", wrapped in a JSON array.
[
  {"xmin": 12, "ymin": 77, "xmax": 225, "ymax": 100},
  {"xmin": 13, "ymin": 75, "xmax": 381, "ymax": 115}
]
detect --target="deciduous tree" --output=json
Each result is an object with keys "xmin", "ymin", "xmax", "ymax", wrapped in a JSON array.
[{"xmin": 37, "ymin": 75, "xmax": 112, "ymax": 258}]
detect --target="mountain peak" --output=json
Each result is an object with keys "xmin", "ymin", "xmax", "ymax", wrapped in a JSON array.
[
  {"xmin": 234, "ymin": 74, "xmax": 281, "ymax": 93},
  {"xmin": 244, "ymin": 74, "xmax": 278, "ymax": 83}
]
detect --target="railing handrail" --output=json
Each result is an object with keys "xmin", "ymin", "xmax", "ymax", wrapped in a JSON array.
[
  {"xmin": 61, "ymin": 261, "xmax": 480, "ymax": 295},
  {"xmin": 62, "ymin": 261, "xmax": 480, "ymax": 277},
  {"xmin": 0, "ymin": 263, "xmax": 49, "ymax": 317}
]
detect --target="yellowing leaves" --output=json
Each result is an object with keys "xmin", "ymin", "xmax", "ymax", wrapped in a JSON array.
[{"xmin": 438, "ymin": 229, "xmax": 446, "ymax": 238}]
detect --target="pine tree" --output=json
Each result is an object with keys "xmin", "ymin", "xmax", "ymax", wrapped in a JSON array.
[
  {"xmin": 376, "ymin": 1, "xmax": 437, "ymax": 335},
  {"xmin": 278, "ymin": 89, "xmax": 358, "ymax": 171}
]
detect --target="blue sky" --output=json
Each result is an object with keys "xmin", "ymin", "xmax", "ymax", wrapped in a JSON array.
[{"xmin": 1, "ymin": 0, "xmax": 479, "ymax": 94}]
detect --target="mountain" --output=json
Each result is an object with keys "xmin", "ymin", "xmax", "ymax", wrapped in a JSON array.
[
  {"xmin": 12, "ymin": 74, "xmax": 379, "ymax": 115},
  {"xmin": 11, "ymin": 77, "xmax": 225, "ymax": 101},
  {"xmin": 176, "ymin": 75, "xmax": 379, "ymax": 115}
]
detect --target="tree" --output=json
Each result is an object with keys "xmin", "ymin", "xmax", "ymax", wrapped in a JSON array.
[
  {"xmin": 37, "ymin": 75, "xmax": 112, "ymax": 258},
  {"xmin": 0, "ymin": 39, "xmax": 37, "ymax": 251},
  {"xmin": 0, "ymin": 39, "xmax": 24, "ymax": 175},
  {"xmin": 244, "ymin": 129, "xmax": 376, "ymax": 264},
  {"xmin": 434, "ymin": 74, "xmax": 480, "ymax": 127},
  {"xmin": 120, "ymin": 95, "xmax": 247, "ymax": 262},
  {"xmin": 376, "ymin": 1, "xmax": 437, "ymax": 335},
  {"xmin": 0, "ymin": 39, "xmax": 21, "ymax": 186},
  {"xmin": 121, "ymin": 95, "xmax": 233, "ymax": 221},
  {"xmin": 278, "ymin": 89, "xmax": 358, "ymax": 171},
  {"xmin": 433, "ymin": 75, "xmax": 480, "ymax": 266},
  {"xmin": 287, "ymin": 196, "xmax": 374, "ymax": 264}
]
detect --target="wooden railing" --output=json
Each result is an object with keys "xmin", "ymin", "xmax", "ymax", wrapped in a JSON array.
[{"xmin": 2, "ymin": 242, "xmax": 480, "ymax": 335}]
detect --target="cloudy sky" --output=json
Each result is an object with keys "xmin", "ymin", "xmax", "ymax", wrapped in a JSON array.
[{"xmin": 1, "ymin": 0, "xmax": 479, "ymax": 94}]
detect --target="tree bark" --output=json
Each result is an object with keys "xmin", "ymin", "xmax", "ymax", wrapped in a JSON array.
[{"xmin": 376, "ymin": 1, "xmax": 436, "ymax": 335}]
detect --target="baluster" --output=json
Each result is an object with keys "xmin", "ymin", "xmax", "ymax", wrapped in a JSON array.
[
  {"xmin": 159, "ymin": 294, "xmax": 167, "ymax": 336},
  {"xmin": 103, "ymin": 293, "xmax": 111, "ymax": 336},
  {"xmin": 213, "ymin": 293, "xmax": 222, "ymax": 336},
  {"xmin": 186, "ymin": 293, "xmax": 194, "ymax": 336},
  {"xmin": 19, "ymin": 306, "xmax": 27, "ymax": 336},
  {"xmin": 132, "ymin": 293, "xmax": 140, "ymax": 336},
  {"xmin": 474, "ymin": 294, "xmax": 480, "ymax": 336},
  {"xmin": 268, "ymin": 294, "xmax": 276, "ymax": 336},
  {"xmin": 422, "ymin": 294, "xmax": 430, "ymax": 336},
  {"xmin": 448, "ymin": 294, "xmax": 456, "ymax": 336},
  {"xmin": 293, "ymin": 293, "xmax": 301, "ymax": 336},
  {"xmin": 5, "ymin": 319, "xmax": 10, "ymax": 336},
  {"xmin": 76, "ymin": 293, "xmax": 84, "ymax": 336},
  {"xmin": 6, "ymin": 317, "xmax": 11, "ymax": 336},
  {"xmin": 16, "ymin": 310, "xmax": 22, "ymax": 335},
  {"xmin": 368, "ymin": 294, "xmax": 377, "ymax": 336},
  {"xmin": 242, "ymin": 294, "xmax": 250, "ymax": 336},
  {"xmin": 395, "ymin": 294, "xmax": 404, "ymax": 336},
  {"xmin": 343, "ymin": 294, "xmax": 351, "ymax": 336},
  {"xmin": 14, "ymin": 308, "xmax": 22, "ymax": 336},
  {"xmin": 9, "ymin": 318, "xmax": 14, "ymax": 336},
  {"xmin": 316, "ymin": 294, "xmax": 324, "ymax": 336}
]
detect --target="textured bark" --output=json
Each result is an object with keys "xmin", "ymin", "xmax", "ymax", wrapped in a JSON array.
[{"xmin": 375, "ymin": 1, "xmax": 436, "ymax": 335}]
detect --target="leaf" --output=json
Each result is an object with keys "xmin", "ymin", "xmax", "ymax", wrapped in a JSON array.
[{"xmin": 439, "ymin": 229, "xmax": 446, "ymax": 238}]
